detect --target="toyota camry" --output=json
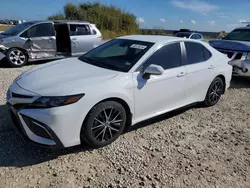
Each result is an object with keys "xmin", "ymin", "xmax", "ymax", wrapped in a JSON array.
[{"xmin": 6, "ymin": 35, "xmax": 232, "ymax": 148}]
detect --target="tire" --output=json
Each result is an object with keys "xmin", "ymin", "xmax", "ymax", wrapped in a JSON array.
[
  {"xmin": 81, "ymin": 101, "xmax": 127, "ymax": 148},
  {"xmin": 204, "ymin": 77, "xmax": 224, "ymax": 107},
  {"xmin": 6, "ymin": 48, "xmax": 28, "ymax": 67}
]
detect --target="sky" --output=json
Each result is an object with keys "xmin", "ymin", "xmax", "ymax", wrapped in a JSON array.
[{"xmin": 0, "ymin": 0, "xmax": 250, "ymax": 32}]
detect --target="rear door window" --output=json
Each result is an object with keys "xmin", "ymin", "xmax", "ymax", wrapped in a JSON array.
[{"xmin": 70, "ymin": 24, "xmax": 91, "ymax": 36}]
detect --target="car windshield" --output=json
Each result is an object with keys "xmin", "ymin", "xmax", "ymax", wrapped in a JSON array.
[
  {"xmin": 79, "ymin": 39, "xmax": 154, "ymax": 72},
  {"xmin": 223, "ymin": 29, "xmax": 250, "ymax": 42},
  {"xmin": 175, "ymin": 32, "xmax": 192, "ymax": 38},
  {"xmin": 1, "ymin": 22, "xmax": 34, "ymax": 36}
]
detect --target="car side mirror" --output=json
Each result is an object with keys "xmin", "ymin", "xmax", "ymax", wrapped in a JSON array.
[{"xmin": 142, "ymin": 64, "xmax": 164, "ymax": 79}]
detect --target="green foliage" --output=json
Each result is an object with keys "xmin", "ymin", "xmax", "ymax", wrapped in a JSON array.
[
  {"xmin": 141, "ymin": 29, "xmax": 173, "ymax": 36},
  {"xmin": 48, "ymin": 13, "xmax": 65, "ymax": 20},
  {"xmin": 48, "ymin": 2, "xmax": 140, "ymax": 37}
]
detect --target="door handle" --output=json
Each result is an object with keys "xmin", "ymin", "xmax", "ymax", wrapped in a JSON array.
[
  {"xmin": 71, "ymin": 38, "xmax": 77, "ymax": 41},
  {"xmin": 208, "ymin": 65, "xmax": 214, "ymax": 69},
  {"xmin": 48, "ymin": 38, "xmax": 54, "ymax": 43},
  {"xmin": 177, "ymin": 72, "xmax": 186, "ymax": 77}
]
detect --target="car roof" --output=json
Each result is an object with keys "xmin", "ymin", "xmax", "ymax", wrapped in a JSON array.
[
  {"xmin": 117, "ymin": 35, "xmax": 182, "ymax": 43},
  {"xmin": 234, "ymin": 27, "xmax": 250, "ymax": 30},
  {"xmin": 23, "ymin": 20, "xmax": 90, "ymax": 25}
]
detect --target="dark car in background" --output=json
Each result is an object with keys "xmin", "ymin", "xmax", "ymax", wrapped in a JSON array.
[
  {"xmin": 209, "ymin": 27, "xmax": 250, "ymax": 77},
  {"xmin": 175, "ymin": 31, "xmax": 204, "ymax": 41}
]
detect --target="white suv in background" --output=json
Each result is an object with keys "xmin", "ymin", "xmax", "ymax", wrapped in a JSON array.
[{"xmin": 6, "ymin": 35, "xmax": 232, "ymax": 149}]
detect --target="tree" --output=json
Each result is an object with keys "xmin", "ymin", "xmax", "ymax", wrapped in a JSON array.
[{"xmin": 48, "ymin": 2, "xmax": 140, "ymax": 36}]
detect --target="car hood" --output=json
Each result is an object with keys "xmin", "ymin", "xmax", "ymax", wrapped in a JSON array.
[
  {"xmin": 16, "ymin": 57, "xmax": 119, "ymax": 96},
  {"xmin": 209, "ymin": 39, "xmax": 250, "ymax": 51},
  {"xmin": 0, "ymin": 34, "xmax": 10, "ymax": 40}
]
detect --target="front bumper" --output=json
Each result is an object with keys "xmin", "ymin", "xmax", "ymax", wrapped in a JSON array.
[
  {"xmin": 6, "ymin": 82, "xmax": 86, "ymax": 148},
  {"xmin": 0, "ymin": 45, "xmax": 7, "ymax": 61},
  {"xmin": 0, "ymin": 51, "xmax": 6, "ymax": 61},
  {"xmin": 7, "ymin": 102, "xmax": 64, "ymax": 149},
  {"xmin": 230, "ymin": 60, "xmax": 250, "ymax": 77}
]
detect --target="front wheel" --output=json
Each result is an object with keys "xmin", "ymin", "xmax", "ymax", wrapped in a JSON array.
[
  {"xmin": 6, "ymin": 48, "xmax": 28, "ymax": 67},
  {"xmin": 81, "ymin": 101, "xmax": 127, "ymax": 148},
  {"xmin": 204, "ymin": 77, "xmax": 224, "ymax": 106}
]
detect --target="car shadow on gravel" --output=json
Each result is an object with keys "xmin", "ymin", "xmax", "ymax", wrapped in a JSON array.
[
  {"xmin": 0, "ymin": 77, "xmax": 248, "ymax": 168},
  {"xmin": 0, "ymin": 104, "xmax": 94, "ymax": 168},
  {"xmin": 230, "ymin": 77, "xmax": 250, "ymax": 89},
  {"xmin": 0, "ymin": 102, "xmax": 201, "ymax": 167},
  {"xmin": 129, "ymin": 103, "xmax": 200, "ymax": 132}
]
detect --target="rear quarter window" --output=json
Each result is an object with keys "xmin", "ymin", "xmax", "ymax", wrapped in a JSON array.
[{"xmin": 185, "ymin": 42, "xmax": 212, "ymax": 65}]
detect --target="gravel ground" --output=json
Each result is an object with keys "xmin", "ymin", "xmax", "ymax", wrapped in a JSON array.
[{"xmin": 0, "ymin": 61, "xmax": 250, "ymax": 188}]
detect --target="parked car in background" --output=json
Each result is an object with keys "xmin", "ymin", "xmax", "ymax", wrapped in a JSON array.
[
  {"xmin": 175, "ymin": 31, "xmax": 204, "ymax": 41},
  {"xmin": 173, "ymin": 29, "xmax": 192, "ymax": 35},
  {"xmin": 7, "ymin": 35, "xmax": 232, "ymax": 148},
  {"xmin": 209, "ymin": 27, "xmax": 250, "ymax": 77},
  {"xmin": 0, "ymin": 20, "xmax": 102, "ymax": 67}
]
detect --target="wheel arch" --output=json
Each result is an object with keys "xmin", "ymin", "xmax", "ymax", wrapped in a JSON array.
[
  {"xmin": 7, "ymin": 47, "xmax": 29, "ymax": 58},
  {"xmin": 81, "ymin": 97, "xmax": 133, "ymax": 140},
  {"xmin": 216, "ymin": 74, "xmax": 226, "ymax": 93}
]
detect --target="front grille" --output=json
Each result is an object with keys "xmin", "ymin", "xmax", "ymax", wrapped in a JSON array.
[
  {"xmin": 220, "ymin": 51, "xmax": 234, "ymax": 58},
  {"xmin": 13, "ymin": 103, "xmax": 29, "ymax": 111},
  {"xmin": 11, "ymin": 92, "xmax": 33, "ymax": 98},
  {"xmin": 10, "ymin": 110, "xmax": 23, "ymax": 133},
  {"xmin": 22, "ymin": 115, "xmax": 52, "ymax": 139},
  {"xmin": 9, "ymin": 109, "xmax": 28, "ymax": 137},
  {"xmin": 6, "ymin": 89, "xmax": 11, "ymax": 101}
]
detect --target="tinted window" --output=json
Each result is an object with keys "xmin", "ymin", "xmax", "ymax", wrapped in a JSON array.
[
  {"xmin": 196, "ymin": 34, "xmax": 202, "ymax": 39},
  {"xmin": 79, "ymin": 39, "xmax": 154, "ymax": 72},
  {"xmin": 1, "ymin": 22, "xmax": 34, "ymax": 36},
  {"xmin": 223, "ymin": 29, "xmax": 250, "ymax": 42},
  {"xmin": 29, "ymin": 23, "xmax": 54, "ymax": 37},
  {"xmin": 203, "ymin": 47, "xmax": 212, "ymax": 61},
  {"xmin": 20, "ymin": 30, "xmax": 28, "ymax": 38},
  {"xmin": 190, "ymin": 34, "xmax": 196, "ymax": 39},
  {"xmin": 185, "ymin": 42, "xmax": 211, "ymax": 64},
  {"xmin": 143, "ymin": 43, "xmax": 182, "ymax": 70},
  {"xmin": 70, "ymin": 24, "xmax": 91, "ymax": 36}
]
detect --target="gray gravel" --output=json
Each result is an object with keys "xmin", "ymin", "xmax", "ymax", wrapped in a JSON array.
[{"xmin": 0, "ymin": 61, "xmax": 250, "ymax": 188}]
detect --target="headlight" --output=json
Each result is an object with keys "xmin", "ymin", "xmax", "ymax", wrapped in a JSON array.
[{"xmin": 29, "ymin": 94, "xmax": 85, "ymax": 108}]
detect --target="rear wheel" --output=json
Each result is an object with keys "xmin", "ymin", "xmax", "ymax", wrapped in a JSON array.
[
  {"xmin": 81, "ymin": 101, "xmax": 127, "ymax": 148},
  {"xmin": 204, "ymin": 77, "xmax": 224, "ymax": 106},
  {"xmin": 6, "ymin": 48, "xmax": 28, "ymax": 67}
]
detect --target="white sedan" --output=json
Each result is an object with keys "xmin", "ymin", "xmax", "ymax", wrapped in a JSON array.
[{"xmin": 6, "ymin": 35, "xmax": 232, "ymax": 148}]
